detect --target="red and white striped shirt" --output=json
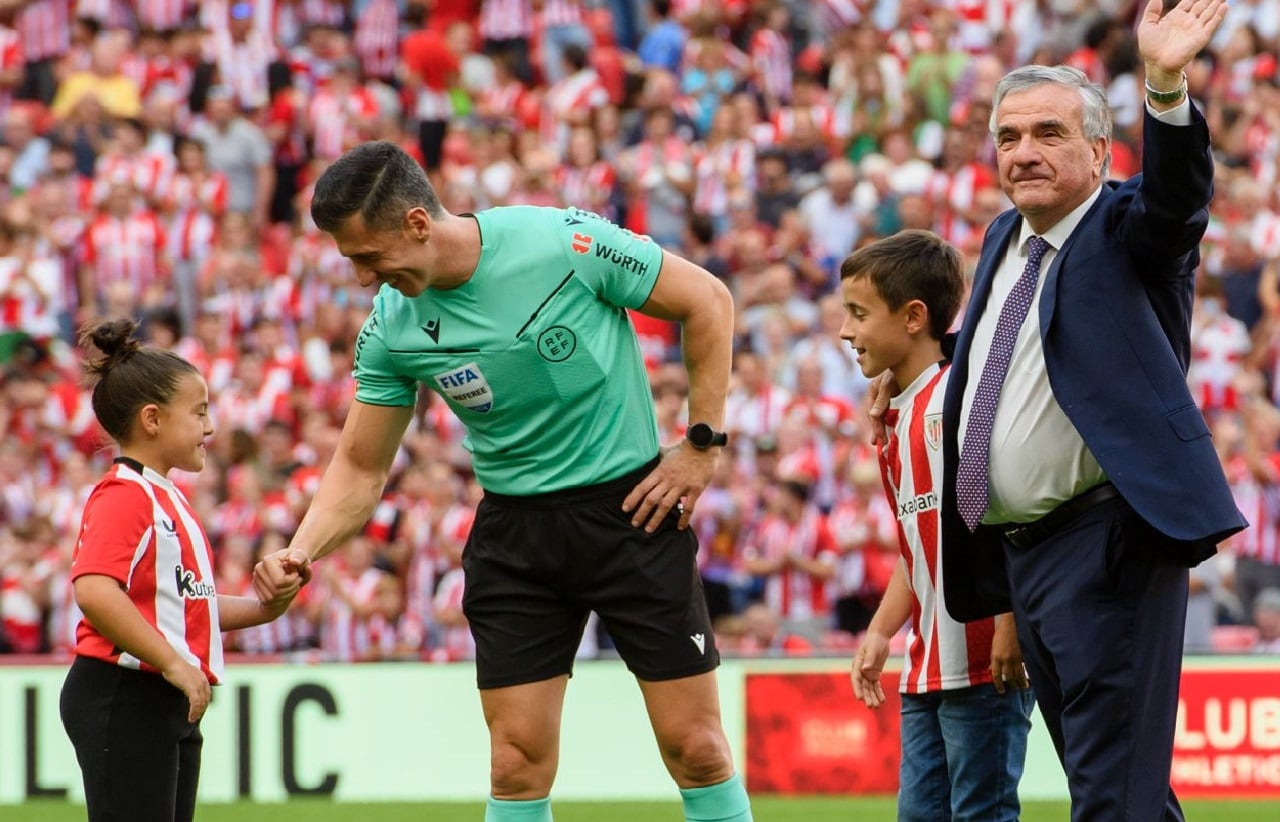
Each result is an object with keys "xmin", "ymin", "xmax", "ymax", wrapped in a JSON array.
[
  {"xmin": 692, "ymin": 138, "xmax": 755, "ymax": 218},
  {"xmin": 879, "ymin": 363, "xmax": 994, "ymax": 694},
  {"xmin": 555, "ymin": 160, "xmax": 615, "ymax": 216},
  {"xmin": 1227, "ymin": 454, "xmax": 1280, "ymax": 566},
  {"xmin": 479, "ymin": 0, "xmax": 534, "ymax": 41},
  {"xmin": 94, "ymin": 151, "xmax": 177, "ymax": 207},
  {"xmin": 743, "ymin": 507, "xmax": 837, "ymax": 620},
  {"xmin": 81, "ymin": 211, "xmax": 168, "ymax": 297},
  {"xmin": 355, "ymin": 0, "xmax": 400, "ymax": 80},
  {"xmin": 135, "ymin": 0, "xmax": 192, "ymax": 32},
  {"xmin": 16, "ymin": 0, "xmax": 69, "ymax": 63},
  {"xmin": 749, "ymin": 28, "xmax": 792, "ymax": 104},
  {"xmin": 70, "ymin": 459, "xmax": 224, "ymax": 684}
]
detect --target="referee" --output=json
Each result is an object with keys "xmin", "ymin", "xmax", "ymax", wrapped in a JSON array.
[{"xmin": 254, "ymin": 142, "xmax": 753, "ymax": 822}]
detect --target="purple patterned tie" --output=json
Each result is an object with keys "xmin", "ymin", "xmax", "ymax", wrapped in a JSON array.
[{"xmin": 956, "ymin": 235, "xmax": 1050, "ymax": 532}]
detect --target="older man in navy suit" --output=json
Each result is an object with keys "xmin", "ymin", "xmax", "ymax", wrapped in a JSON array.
[{"xmin": 867, "ymin": 1, "xmax": 1249, "ymax": 820}]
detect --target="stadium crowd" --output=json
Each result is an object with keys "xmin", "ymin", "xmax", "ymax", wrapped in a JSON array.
[{"xmin": 1, "ymin": 0, "xmax": 1280, "ymax": 662}]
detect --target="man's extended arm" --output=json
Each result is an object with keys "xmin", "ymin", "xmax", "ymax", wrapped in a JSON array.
[{"xmin": 254, "ymin": 400, "xmax": 413, "ymax": 601}]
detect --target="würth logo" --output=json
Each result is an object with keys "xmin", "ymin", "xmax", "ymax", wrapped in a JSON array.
[{"xmin": 571, "ymin": 233, "xmax": 593, "ymax": 254}]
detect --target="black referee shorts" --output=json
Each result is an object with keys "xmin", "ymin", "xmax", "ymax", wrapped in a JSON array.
[
  {"xmin": 462, "ymin": 458, "xmax": 720, "ymax": 690},
  {"xmin": 60, "ymin": 655, "xmax": 204, "ymax": 822}
]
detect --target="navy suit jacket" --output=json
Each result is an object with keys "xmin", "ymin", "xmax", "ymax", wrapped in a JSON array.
[{"xmin": 941, "ymin": 105, "xmax": 1249, "ymax": 623}]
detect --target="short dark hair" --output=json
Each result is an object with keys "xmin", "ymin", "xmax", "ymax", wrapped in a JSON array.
[
  {"xmin": 310, "ymin": 141, "xmax": 443, "ymax": 234},
  {"xmin": 839, "ymin": 229, "xmax": 964, "ymax": 340},
  {"xmin": 80, "ymin": 318, "xmax": 201, "ymax": 443}
]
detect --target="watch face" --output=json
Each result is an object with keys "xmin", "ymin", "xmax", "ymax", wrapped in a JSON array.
[{"xmin": 688, "ymin": 423, "xmax": 713, "ymax": 448}]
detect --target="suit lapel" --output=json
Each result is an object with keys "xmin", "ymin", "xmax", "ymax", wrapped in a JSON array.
[
  {"xmin": 949, "ymin": 212, "xmax": 1019, "ymax": 403},
  {"xmin": 1038, "ymin": 182, "xmax": 1115, "ymax": 334}
]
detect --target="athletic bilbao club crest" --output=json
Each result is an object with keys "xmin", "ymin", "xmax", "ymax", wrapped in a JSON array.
[
  {"xmin": 924, "ymin": 413, "xmax": 942, "ymax": 451},
  {"xmin": 571, "ymin": 233, "xmax": 593, "ymax": 254}
]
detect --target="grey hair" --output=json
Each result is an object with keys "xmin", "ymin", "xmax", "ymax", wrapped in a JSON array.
[{"xmin": 989, "ymin": 65, "xmax": 1113, "ymax": 177}]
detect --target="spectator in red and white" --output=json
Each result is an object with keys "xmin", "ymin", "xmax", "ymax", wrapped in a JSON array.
[
  {"xmin": 191, "ymin": 86, "xmax": 275, "ymax": 229},
  {"xmin": 1190, "ymin": 276, "xmax": 1251, "ymax": 416},
  {"xmin": 927, "ymin": 125, "xmax": 997, "ymax": 247},
  {"xmin": 1217, "ymin": 84, "xmax": 1280, "ymax": 210},
  {"xmin": 741, "ymin": 477, "xmax": 837, "ymax": 645},
  {"xmin": 618, "ymin": 106, "xmax": 694, "ymax": 248},
  {"xmin": 0, "ymin": 7, "xmax": 21, "ymax": 116},
  {"xmin": 768, "ymin": 207, "xmax": 829, "ymax": 296},
  {"xmin": 77, "ymin": 176, "xmax": 168, "ymax": 318},
  {"xmin": 93, "ymin": 116, "xmax": 175, "ymax": 213},
  {"xmin": 173, "ymin": 308, "xmax": 236, "ymax": 393},
  {"xmin": 317, "ymin": 534, "xmax": 396, "ymax": 662},
  {"xmin": 506, "ymin": 145, "xmax": 562, "ymax": 207},
  {"xmin": 555, "ymin": 125, "xmax": 616, "ymax": 218},
  {"xmin": 207, "ymin": 1, "xmax": 276, "ymax": 111},
  {"xmin": 13, "ymin": 0, "xmax": 69, "ymax": 107},
  {"xmin": 725, "ymin": 348, "xmax": 791, "ymax": 469},
  {"xmin": 826, "ymin": 453, "xmax": 899, "ymax": 635},
  {"xmin": 747, "ymin": 1, "xmax": 793, "ymax": 116},
  {"xmin": 536, "ymin": 0, "xmax": 593, "ymax": 86},
  {"xmin": 355, "ymin": 0, "xmax": 403, "ymax": 84},
  {"xmin": 540, "ymin": 42, "xmax": 609, "ymax": 157},
  {"xmin": 399, "ymin": 12, "xmax": 460, "ymax": 185},
  {"xmin": 428, "ymin": 541, "xmax": 471, "ymax": 661},
  {"xmin": 0, "ymin": 515, "xmax": 58, "ymax": 653},
  {"xmin": 363, "ymin": 572, "xmax": 426, "ymax": 660},
  {"xmin": 692, "ymin": 106, "xmax": 755, "ymax": 236},
  {"xmin": 163, "ymin": 137, "xmax": 227, "ymax": 329},
  {"xmin": 214, "ymin": 346, "xmax": 294, "ymax": 437},
  {"xmin": 1226, "ymin": 388, "xmax": 1280, "ymax": 624},
  {"xmin": 309, "ymin": 57, "xmax": 381, "ymax": 161},
  {"xmin": 0, "ymin": 221, "xmax": 60, "ymax": 344},
  {"xmin": 478, "ymin": 0, "xmax": 535, "ymax": 85},
  {"xmin": 781, "ymin": 356, "xmax": 856, "ymax": 506},
  {"xmin": 782, "ymin": 293, "xmax": 865, "ymax": 407}
]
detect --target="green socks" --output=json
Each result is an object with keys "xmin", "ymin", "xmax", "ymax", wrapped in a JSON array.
[
  {"xmin": 483, "ymin": 774, "xmax": 750, "ymax": 821},
  {"xmin": 679, "ymin": 773, "xmax": 753, "ymax": 822},
  {"xmin": 485, "ymin": 796, "xmax": 553, "ymax": 821}
]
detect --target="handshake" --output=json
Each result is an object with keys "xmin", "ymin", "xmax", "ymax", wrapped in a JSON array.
[{"xmin": 251, "ymin": 548, "xmax": 314, "ymax": 613}]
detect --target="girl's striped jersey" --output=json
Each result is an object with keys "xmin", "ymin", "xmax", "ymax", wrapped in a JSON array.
[{"xmin": 70, "ymin": 458, "xmax": 224, "ymax": 684}]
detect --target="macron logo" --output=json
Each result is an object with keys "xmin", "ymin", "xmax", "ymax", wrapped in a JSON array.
[
  {"xmin": 690, "ymin": 633, "xmax": 706, "ymax": 655},
  {"xmin": 422, "ymin": 318, "xmax": 441, "ymax": 343}
]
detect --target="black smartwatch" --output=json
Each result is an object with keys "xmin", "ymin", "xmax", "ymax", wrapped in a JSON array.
[{"xmin": 686, "ymin": 422, "xmax": 728, "ymax": 450}]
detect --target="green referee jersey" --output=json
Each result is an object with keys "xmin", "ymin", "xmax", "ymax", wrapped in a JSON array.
[{"xmin": 353, "ymin": 206, "xmax": 665, "ymax": 495}]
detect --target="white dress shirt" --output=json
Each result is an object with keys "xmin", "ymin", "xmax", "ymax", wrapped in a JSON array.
[{"xmin": 958, "ymin": 96, "xmax": 1191, "ymax": 523}]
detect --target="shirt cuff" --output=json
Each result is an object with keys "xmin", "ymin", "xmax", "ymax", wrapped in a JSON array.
[{"xmin": 1146, "ymin": 96, "xmax": 1191, "ymax": 126}]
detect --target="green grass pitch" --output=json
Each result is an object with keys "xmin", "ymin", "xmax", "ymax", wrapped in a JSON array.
[{"xmin": 10, "ymin": 797, "xmax": 1279, "ymax": 821}]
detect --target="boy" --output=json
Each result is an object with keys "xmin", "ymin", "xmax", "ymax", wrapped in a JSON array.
[{"xmin": 839, "ymin": 230, "xmax": 1034, "ymax": 821}]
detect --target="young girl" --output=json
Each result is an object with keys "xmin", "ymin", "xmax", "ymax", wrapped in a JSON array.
[{"xmin": 59, "ymin": 318, "xmax": 306, "ymax": 822}]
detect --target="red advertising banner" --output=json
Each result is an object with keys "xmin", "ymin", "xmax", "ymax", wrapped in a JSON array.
[
  {"xmin": 744, "ymin": 671, "xmax": 901, "ymax": 794},
  {"xmin": 1173, "ymin": 669, "xmax": 1280, "ymax": 799}
]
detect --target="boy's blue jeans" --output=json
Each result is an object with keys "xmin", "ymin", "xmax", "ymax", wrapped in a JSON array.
[{"xmin": 897, "ymin": 684, "xmax": 1035, "ymax": 822}]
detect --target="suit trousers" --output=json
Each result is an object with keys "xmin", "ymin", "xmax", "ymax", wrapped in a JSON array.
[{"xmin": 1002, "ymin": 495, "xmax": 1189, "ymax": 822}]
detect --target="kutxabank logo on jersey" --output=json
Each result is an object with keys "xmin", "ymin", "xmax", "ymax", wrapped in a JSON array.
[{"xmin": 434, "ymin": 362, "xmax": 494, "ymax": 412}]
